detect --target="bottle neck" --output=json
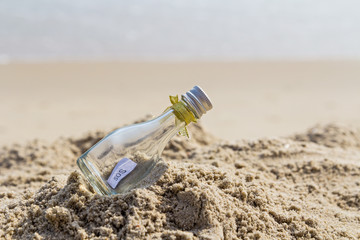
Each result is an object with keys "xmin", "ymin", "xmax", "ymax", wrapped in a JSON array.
[
  {"xmin": 146, "ymin": 99, "xmax": 198, "ymax": 156},
  {"xmin": 169, "ymin": 96, "xmax": 198, "ymax": 126},
  {"xmin": 154, "ymin": 108, "xmax": 187, "ymax": 155}
]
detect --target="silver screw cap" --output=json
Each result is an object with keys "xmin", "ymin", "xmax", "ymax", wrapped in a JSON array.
[{"xmin": 182, "ymin": 86, "xmax": 213, "ymax": 119}]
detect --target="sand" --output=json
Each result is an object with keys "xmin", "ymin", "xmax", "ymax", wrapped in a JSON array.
[
  {"xmin": 1, "ymin": 121, "xmax": 359, "ymax": 239},
  {"xmin": 1, "ymin": 61, "xmax": 360, "ymax": 145}
]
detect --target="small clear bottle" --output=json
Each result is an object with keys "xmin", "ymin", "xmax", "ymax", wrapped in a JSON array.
[{"xmin": 77, "ymin": 86, "xmax": 213, "ymax": 195}]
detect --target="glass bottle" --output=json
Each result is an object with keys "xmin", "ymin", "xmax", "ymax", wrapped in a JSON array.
[{"xmin": 77, "ymin": 86, "xmax": 213, "ymax": 195}]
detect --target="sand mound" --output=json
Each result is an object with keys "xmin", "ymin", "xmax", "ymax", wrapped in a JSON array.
[
  {"xmin": 292, "ymin": 123, "xmax": 360, "ymax": 149},
  {"xmin": 1, "ymin": 122, "xmax": 360, "ymax": 239}
]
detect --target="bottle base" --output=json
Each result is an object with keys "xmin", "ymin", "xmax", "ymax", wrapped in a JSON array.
[{"xmin": 77, "ymin": 157, "xmax": 114, "ymax": 196}]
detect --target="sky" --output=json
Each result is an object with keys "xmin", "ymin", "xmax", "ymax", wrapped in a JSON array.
[{"xmin": 0, "ymin": 0, "xmax": 359, "ymax": 62}]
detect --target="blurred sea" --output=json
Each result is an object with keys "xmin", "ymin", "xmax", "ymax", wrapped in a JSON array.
[{"xmin": 0, "ymin": 0, "xmax": 359, "ymax": 62}]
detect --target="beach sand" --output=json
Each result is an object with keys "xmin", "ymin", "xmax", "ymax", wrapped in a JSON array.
[
  {"xmin": 1, "ymin": 61, "xmax": 360, "ymax": 144},
  {"xmin": 1, "ymin": 61, "xmax": 360, "ymax": 239},
  {"xmin": 1, "ymin": 122, "xmax": 360, "ymax": 239}
]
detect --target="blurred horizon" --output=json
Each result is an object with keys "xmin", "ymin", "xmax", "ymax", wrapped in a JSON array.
[
  {"xmin": 1, "ymin": 0, "xmax": 360, "ymax": 63},
  {"xmin": 1, "ymin": 1, "xmax": 360, "ymax": 144}
]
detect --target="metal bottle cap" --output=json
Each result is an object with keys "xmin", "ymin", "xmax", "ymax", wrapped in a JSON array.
[{"xmin": 181, "ymin": 86, "xmax": 213, "ymax": 119}]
